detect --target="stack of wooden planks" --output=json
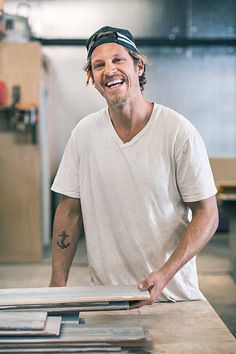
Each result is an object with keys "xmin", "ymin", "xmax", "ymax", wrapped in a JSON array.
[
  {"xmin": 0, "ymin": 285, "xmax": 151, "ymax": 353},
  {"xmin": 0, "ymin": 311, "xmax": 61, "ymax": 336}
]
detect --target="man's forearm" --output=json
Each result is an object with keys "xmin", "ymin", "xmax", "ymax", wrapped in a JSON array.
[
  {"xmin": 50, "ymin": 196, "xmax": 83, "ymax": 287},
  {"xmin": 157, "ymin": 197, "xmax": 219, "ymax": 286},
  {"xmin": 135, "ymin": 196, "xmax": 219, "ymax": 308}
]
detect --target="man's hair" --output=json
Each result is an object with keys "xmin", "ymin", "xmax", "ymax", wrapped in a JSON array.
[{"xmin": 84, "ymin": 49, "xmax": 149, "ymax": 92}]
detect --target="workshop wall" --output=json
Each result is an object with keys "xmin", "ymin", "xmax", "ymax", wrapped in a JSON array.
[{"xmin": 4, "ymin": 0, "xmax": 236, "ymax": 165}]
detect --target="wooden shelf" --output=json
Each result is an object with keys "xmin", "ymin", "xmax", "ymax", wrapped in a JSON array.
[
  {"xmin": 217, "ymin": 180, "xmax": 236, "ymax": 201},
  {"xmin": 0, "ymin": 42, "xmax": 42, "ymax": 261}
]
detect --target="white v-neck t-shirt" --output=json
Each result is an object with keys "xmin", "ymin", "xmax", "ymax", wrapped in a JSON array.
[{"xmin": 52, "ymin": 103, "xmax": 217, "ymax": 301}]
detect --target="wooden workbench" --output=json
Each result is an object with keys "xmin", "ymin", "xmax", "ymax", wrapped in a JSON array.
[{"xmin": 81, "ymin": 300, "xmax": 236, "ymax": 354}]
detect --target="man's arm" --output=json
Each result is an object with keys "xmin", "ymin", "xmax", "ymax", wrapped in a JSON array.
[
  {"xmin": 133, "ymin": 195, "xmax": 219, "ymax": 308},
  {"xmin": 49, "ymin": 195, "xmax": 83, "ymax": 287}
]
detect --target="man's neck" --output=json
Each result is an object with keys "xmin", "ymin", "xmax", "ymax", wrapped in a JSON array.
[{"xmin": 108, "ymin": 96, "xmax": 153, "ymax": 143}]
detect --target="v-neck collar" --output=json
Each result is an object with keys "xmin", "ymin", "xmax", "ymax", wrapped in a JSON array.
[{"xmin": 105, "ymin": 103, "xmax": 158, "ymax": 148}]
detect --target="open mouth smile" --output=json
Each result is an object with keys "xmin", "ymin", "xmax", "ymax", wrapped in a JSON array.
[{"xmin": 105, "ymin": 78, "xmax": 125, "ymax": 89}]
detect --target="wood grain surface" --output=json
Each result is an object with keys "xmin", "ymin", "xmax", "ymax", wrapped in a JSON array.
[
  {"xmin": 0, "ymin": 312, "xmax": 47, "ymax": 330},
  {"xmin": 0, "ymin": 300, "xmax": 234, "ymax": 353},
  {"xmin": 0, "ymin": 346, "xmax": 122, "ymax": 352},
  {"xmin": 83, "ymin": 300, "xmax": 236, "ymax": 354},
  {"xmin": 0, "ymin": 317, "xmax": 61, "ymax": 337},
  {"xmin": 0, "ymin": 301, "xmax": 130, "ymax": 312},
  {"xmin": 0, "ymin": 323, "xmax": 147, "ymax": 345},
  {"xmin": 0, "ymin": 285, "xmax": 149, "ymax": 306}
]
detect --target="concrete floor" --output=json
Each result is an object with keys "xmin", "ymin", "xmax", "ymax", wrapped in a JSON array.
[{"xmin": 0, "ymin": 228, "xmax": 235, "ymax": 339}]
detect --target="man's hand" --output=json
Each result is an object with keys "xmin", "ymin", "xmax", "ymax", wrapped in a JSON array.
[
  {"xmin": 130, "ymin": 271, "xmax": 166, "ymax": 309},
  {"xmin": 130, "ymin": 197, "xmax": 218, "ymax": 310}
]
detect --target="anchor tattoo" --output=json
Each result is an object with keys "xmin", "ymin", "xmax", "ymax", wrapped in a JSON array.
[{"xmin": 57, "ymin": 231, "xmax": 71, "ymax": 249}]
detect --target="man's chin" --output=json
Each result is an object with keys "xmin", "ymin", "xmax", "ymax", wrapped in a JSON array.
[{"xmin": 107, "ymin": 96, "xmax": 128, "ymax": 108}]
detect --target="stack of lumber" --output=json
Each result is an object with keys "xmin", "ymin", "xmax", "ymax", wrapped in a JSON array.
[
  {"xmin": 0, "ymin": 285, "xmax": 143, "ymax": 314},
  {"xmin": 0, "ymin": 312, "xmax": 61, "ymax": 336},
  {"xmin": 0, "ymin": 285, "xmax": 151, "ymax": 353}
]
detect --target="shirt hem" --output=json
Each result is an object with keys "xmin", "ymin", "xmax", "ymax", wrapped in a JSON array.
[
  {"xmin": 51, "ymin": 186, "xmax": 80, "ymax": 199},
  {"xmin": 182, "ymin": 190, "xmax": 217, "ymax": 203}
]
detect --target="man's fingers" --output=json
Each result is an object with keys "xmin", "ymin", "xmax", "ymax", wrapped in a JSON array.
[
  {"xmin": 138, "ymin": 276, "xmax": 155, "ymax": 291},
  {"xmin": 129, "ymin": 299, "xmax": 154, "ymax": 310},
  {"xmin": 138, "ymin": 283, "xmax": 145, "ymax": 290},
  {"xmin": 136, "ymin": 271, "xmax": 162, "ymax": 309},
  {"xmin": 130, "ymin": 286, "xmax": 157, "ymax": 309}
]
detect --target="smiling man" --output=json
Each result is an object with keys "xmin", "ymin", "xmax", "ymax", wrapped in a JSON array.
[{"xmin": 50, "ymin": 26, "xmax": 218, "ymax": 307}]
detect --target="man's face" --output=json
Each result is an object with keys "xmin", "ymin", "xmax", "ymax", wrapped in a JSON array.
[{"xmin": 91, "ymin": 43, "xmax": 143, "ymax": 107}]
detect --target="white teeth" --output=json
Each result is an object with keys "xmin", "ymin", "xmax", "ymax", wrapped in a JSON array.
[{"xmin": 106, "ymin": 79, "xmax": 123, "ymax": 87}]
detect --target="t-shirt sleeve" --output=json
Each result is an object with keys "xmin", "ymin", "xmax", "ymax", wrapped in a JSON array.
[
  {"xmin": 175, "ymin": 129, "xmax": 217, "ymax": 202},
  {"xmin": 51, "ymin": 130, "xmax": 80, "ymax": 198}
]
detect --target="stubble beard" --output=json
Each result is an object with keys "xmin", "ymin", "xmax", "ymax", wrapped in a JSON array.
[
  {"xmin": 107, "ymin": 94, "xmax": 128, "ymax": 108},
  {"xmin": 102, "ymin": 75, "xmax": 129, "ymax": 108},
  {"xmin": 96, "ymin": 86, "xmax": 128, "ymax": 107}
]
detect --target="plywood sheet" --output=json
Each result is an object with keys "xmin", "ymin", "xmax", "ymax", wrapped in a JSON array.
[
  {"xmin": 209, "ymin": 157, "xmax": 236, "ymax": 187},
  {"xmin": 0, "ymin": 285, "xmax": 150, "ymax": 306},
  {"xmin": 0, "ymin": 42, "xmax": 41, "ymax": 106},
  {"xmin": 0, "ymin": 133, "xmax": 41, "ymax": 261},
  {"xmin": 0, "ymin": 317, "xmax": 61, "ymax": 337},
  {"xmin": 0, "ymin": 312, "xmax": 47, "ymax": 330}
]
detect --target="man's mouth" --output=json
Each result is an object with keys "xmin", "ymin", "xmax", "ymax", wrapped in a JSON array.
[{"xmin": 105, "ymin": 78, "xmax": 125, "ymax": 89}]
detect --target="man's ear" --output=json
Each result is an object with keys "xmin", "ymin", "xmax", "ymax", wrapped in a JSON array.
[{"xmin": 137, "ymin": 60, "xmax": 145, "ymax": 76}]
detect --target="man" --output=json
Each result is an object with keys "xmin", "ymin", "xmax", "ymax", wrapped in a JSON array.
[{"xmin": 50, "ymin": 26, "xmax": 218, "ymax": 307}]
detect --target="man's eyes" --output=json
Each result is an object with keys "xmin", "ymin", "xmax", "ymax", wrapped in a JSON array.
[
  {"xmin": 113, "ymin": 57, "xmax": 125, "ymax": 63},
  {"xmin": 93, "ymin": 57, "xmax": 126, "ymax": 70},
  {"xmin": 93, "ymin": 63, "xmax": 104, "ymax": 69}
]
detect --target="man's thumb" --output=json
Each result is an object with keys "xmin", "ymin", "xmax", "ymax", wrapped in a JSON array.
[{"xmin": 138, "ymin": 277, "xmax": 153, "ymax": 290}]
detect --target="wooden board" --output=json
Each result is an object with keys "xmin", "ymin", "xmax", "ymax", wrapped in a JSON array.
[
  {"xmin": 0, "ymin": 346, "xmax": 122, "ymax": 352},
  {"xmin": 0, "ymin": 323, "xmax": 147, "ymax": 345},
  {"xmin": 0, "ymin": 312, "xmax": 47, "ymax": 330},
  {"xmin": 0, "ymin": 301, "xmax": 130, "ymax": 312},
  {"xmin": 0, "ymin": 317, "xmax": 61, "ymax": 337},
  {"xmin": 0, "ymin": 285, "xmax": 150, "ymax": 306}
]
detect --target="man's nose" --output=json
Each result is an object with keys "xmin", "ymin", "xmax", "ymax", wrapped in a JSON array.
[{"xmin": 104, "ymin": 62, "xmax": 117, "ymax": 76}]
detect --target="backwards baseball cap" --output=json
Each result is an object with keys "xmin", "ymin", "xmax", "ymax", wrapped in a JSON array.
[{"xmin": 86, "ymin": 26, "xmax": 139, "ymax": 59}]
